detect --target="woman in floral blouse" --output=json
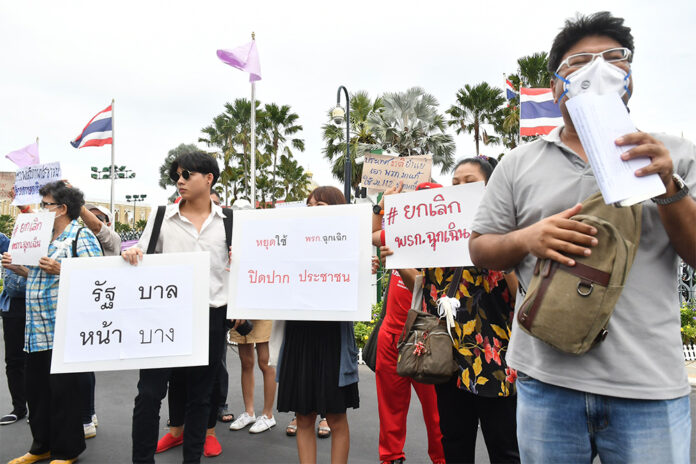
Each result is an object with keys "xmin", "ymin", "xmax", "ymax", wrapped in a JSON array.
[{"xmin": 381, "ymin": 157, "xmax": 519, "ymax": 463}]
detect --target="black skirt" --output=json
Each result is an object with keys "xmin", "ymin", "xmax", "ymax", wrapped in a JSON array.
[{"xmin": 277, "ymin": 321, "xmax": 359, "ymax": 416}]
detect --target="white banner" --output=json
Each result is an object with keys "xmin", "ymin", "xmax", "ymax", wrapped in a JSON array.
[
  {"xmin": 51, "ymin": 252, "xmax": 211, "ymax": 373},
  {"xmin": 228, "ymin": 204, "xmax": 373, "ymax": 321},
  {"xmin": 384, "ymin": 183, "xmax": 485, "ymax": 269},
  {"xmin": 8, "ymin": 212, "xmax": 55, "ymax": 265},
  {"xmin": 13, "ymin": 162, "xmax": 62, "ymax": 205}
]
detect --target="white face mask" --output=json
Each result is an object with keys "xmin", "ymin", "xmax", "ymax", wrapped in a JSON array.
[{"xmin": 555, "ymin": 57, "xmax": 631, "ymax": 100}]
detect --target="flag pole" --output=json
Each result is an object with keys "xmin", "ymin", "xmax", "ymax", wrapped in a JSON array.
[
  {"xmin": 110, "ymin": 98, "xmax": 115, "ymax": 214},
  {"xmin": 250, "ymin": 32, "xmax": 256, "ymax": 208}
]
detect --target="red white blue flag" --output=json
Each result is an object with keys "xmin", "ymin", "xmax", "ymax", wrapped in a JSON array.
[
  {"xmin": 70, "ymin": 105, "xmax": 113, "ymax": 148},
  {"xmin": 519, "ymin": 88, "xmax": 563, "ymax": 136},
  {"xmin": 505, "ymin": 79, "xmax": 517, "ymax": 100}
]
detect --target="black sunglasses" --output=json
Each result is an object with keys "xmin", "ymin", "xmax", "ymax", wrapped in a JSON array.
[
  {"xmin": 170, "ymin": 169, "xmax": 198, "ymax": 182},
  {"xmin": 40, "ymin": 201, "xmax": 61, "ymax": 208}
]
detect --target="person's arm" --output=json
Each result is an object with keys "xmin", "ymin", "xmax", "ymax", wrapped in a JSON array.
[
  {"xmin": 79, "ymin": 206, "xmax": 105, "ymax": 236},
  {"xmin": 469, "ymin": 204, "xmax": 598, "ymax": 271},
  {"xmin": 372, "ymin": 182, "xmax": 404, "ymax": 233},
  {"xmin": 617, "ymin": 132, "xmax": 696, "ymax": 267},
  {"xmin": 123, "ymin": 208, "xmax": 158, "ymax": 265},
  {"xmin": 2, "ymin": 253, "xmax": 29, "ymax": 278}
]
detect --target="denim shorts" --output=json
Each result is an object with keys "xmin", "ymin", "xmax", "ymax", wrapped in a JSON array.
[{"xmin": 515, "ymin": 371, "xmax": 691, "ymax": 464}]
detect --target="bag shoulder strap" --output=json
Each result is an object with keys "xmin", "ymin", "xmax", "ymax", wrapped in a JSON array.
[
  {"xmin": 398, "ymin": 274, "xmax": 424, "ymax": 345},
  {"xmin": 380, "ymin": 272, "xmax": 391, "ymax": 319},
  {"xmin": 222, "ymin": 208, "xmax": 233, "ymax": 249},
  {"xmin": 72, "ymin": 227, "xmax": 84, "ymax": 258},
  {"xmin": 146, "ymin": 205, "xmax": 166, "ymax": 255},
  {"xmin": 447, "ymin": 267, "xmax": 464, "ymax": 299}
]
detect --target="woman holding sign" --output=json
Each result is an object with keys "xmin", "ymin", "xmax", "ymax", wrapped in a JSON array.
[
  {"xmin": 276, "ymin": 186, "xmax": 359, "ymax": 464},
  {"xmin": 3, "ymin": 181, "xmax": 103, "ymax": 464}
]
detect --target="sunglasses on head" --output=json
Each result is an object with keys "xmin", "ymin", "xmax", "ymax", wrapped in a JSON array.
[{"xmin": 170, "ymin": 169, "xmax": 198, "ymax": 182}]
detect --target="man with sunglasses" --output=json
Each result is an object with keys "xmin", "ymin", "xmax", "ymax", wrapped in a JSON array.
[
  {"xmin": 469, "ymin": 12, "xmax": 695, "ymax": 463},
  {"xmin": 123, "ymin": 151, "xmax": 242, "ymax": 464}
]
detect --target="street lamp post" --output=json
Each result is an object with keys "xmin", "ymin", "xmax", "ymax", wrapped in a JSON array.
[
  {"xmin": 91, "ymin": 165, "xmax": 135, "ymax": 180},
  {"xmin": 125, "ymin": 194, "xmax": 147, "ymax": 228},
  {"xmin": 332, "ymin": 86, "xmax": 351, "ymax": 203}
]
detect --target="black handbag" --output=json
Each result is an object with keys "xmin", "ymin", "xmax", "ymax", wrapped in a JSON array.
[{"xmin": 363, "ymin": 273, "xmax": 391, "ymax": 372}]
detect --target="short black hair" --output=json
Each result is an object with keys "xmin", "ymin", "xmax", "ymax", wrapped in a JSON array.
[
  {"xmin": 548, "ymin": 11, "xmax": 634, "ymax": 74},
  {"xmin": 169, "ymin": 151, "xmax": 220, "ymax": 186},
  {"xmin": 453, "ymin": 156, "xmax": 498, "ymax": 182},
  {"xmin": 39, "ymin": 181, "xmax": 84, "ymax": 220}
]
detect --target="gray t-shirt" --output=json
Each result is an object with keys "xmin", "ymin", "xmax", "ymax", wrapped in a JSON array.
[{"xmin": 472, "ymin": 126, "xmax": 696, "ymax": 400}]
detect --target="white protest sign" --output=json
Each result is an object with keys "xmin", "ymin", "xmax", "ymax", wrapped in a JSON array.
[
  {"xmin": 361, "ymin": 154, "xmax": 432, "ymax": 193},
  {"xmin": 51, "ymin": 252, "xmax": 210, "ymax": 374},
  {"xmin": 8, "ymin": 212, "xmax": 55, "ymax": 265},
  {"xmin": 229, "ymin": 204, "xmax": 372, "ymax": 321},
  {"xmin": 13, "ymin": 162, "xmax": 62, "ymax": 205},
  {"xmin": 384, "ymin": 183, "xmax": 485, "ymax": 269}
]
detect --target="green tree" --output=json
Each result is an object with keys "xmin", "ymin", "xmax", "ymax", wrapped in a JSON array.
[
  {"xmin": 367, "ymin": 87, "xmax": 456, "ymax": 171},
  {"xmin": 322, "ymin": 91, "xmax": 383, "ymax": 192},
  {"xmin": 114, "ymin": 222, "xmax": 132, "ymax": 234},
  {"xmin": 134, "ymin": 219, "xmax": 148, "ymax": 231},
  {"xmin": 276, "ymin": 154, "xmax": 311, "ymax": 202},
  {"xmin": 517, "ymin": 52, "xmax": 551, "ymax": 88},
  {"xmin": 446, "ymin": 82, "xmax": 506, "ymax": 156},
  {"xmin": 262, "ymin": 103, "xmax": 305, "ymax": 205},
  {"xmin": 0, "ymin": 214, "xmax": 14, "ymax": 237}
]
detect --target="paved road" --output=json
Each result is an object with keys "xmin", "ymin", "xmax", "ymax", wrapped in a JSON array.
[
  {"xmin": 0, "ymin": 341, "xmax": 489, "ymax": 463},
  {"xmin": 1, "ymin": 338, "xmax": 695, "ymax": 463}
]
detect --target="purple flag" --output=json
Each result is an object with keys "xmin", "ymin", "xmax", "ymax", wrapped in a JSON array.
[
  {"xmin": 6, "ymin": 142, "xmax": 39, "ymax": 167},
  {"xmin": 217, "ymin": 41, "xmax": 262, "ymax": 82}
]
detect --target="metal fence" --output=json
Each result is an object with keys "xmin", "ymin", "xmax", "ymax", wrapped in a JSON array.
[{"xmin": 680, "ymin": 260, "xmax": 695, "ymax": 305}]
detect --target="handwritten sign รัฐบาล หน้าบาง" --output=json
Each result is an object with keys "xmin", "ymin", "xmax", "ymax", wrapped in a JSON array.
[
  {"xmin": 228, "ymin": 204, "xmax": 373, "ymax": 321},
  {"xmin": 50, "ymin": 252, "xmax": 211, "ymax": 374},
  {"xmin": 384, "ymin": 182, "xmax": 485, "ymax": 269},
  {"xmin": 360, "ymin": 154, "xmax": 432, "ymax": 193}
]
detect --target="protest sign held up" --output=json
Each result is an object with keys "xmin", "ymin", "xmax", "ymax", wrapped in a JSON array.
[
  {"xmin": 361, "ymin": 154, "xmax": 432, "ymax": 193},
  {"xmin": 229, "ymin": 204, "xmax": 373, "ymax": 321},
  {"xmin": 50, "ymin": 252, "xmax": 211, "ymax": 374},
  {"xmin": 12, "ymin": 161, "xmax": 62, "ymax": 205},
  {"xmin": 384, "ymin": 182, "xmax": 485, "ymax": 269},
  {"xmin": 0, "ymin": 172, "xmax": 16, "ymax": 202},
  {"xmin": 8, "ymin": 212, "xmax": 55, "ymax": 266}
]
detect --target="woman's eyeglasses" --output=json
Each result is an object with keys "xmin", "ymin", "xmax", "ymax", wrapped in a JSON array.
[
  {"xmin": 170, "ymin": 169, "xmax": 197, "ymax": 182},
  {"xmin": 40, "ymin": 201, "xmax": 61, "ymax": 208}
]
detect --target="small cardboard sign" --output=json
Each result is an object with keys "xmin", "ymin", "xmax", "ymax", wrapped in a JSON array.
[{"xmin": 361, "ymin": 154, "xmax": 432, "ymax": 193}]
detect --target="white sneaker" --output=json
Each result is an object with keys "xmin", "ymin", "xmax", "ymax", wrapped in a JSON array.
[
  {"xmin": 84, "ymin": 422, "xmax": 97, "ymax": 439},
  {"xmin": 229, "ymin": 412, "xmax": 255, "ymax": 431},
  {"xmin": 249, "ymin": 415, "xmax": 276, "ymax": 434},
  {"xmin": 92, "ymin": 414, "xmax": 99, "ymax": 427}
]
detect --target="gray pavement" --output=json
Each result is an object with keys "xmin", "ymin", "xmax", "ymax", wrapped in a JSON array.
[
  {"xmin": 2, "ymin": 335, "xmax": 696, "ymax": 463},
  {"xmin": 0, "ymin": 342, "xmax": 488, "ymax": 463}
]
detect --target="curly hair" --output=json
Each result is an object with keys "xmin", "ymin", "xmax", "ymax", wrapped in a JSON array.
[{"xmin": 39, "ymin": 181, "xmax": 85, "ymax": 220}]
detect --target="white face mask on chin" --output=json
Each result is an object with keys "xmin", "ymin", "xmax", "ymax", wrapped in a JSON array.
[{"xmin": 555, "ymin": 57, "xmax": 631, "ymax": 100}]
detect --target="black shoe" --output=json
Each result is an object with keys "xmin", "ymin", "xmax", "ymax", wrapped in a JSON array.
[{"xmin": 0, "ymin": 410, "xmax": 26, "ymax": 425}]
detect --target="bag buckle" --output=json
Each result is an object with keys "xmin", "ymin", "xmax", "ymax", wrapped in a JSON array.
[{"xmin": 577, "ymin": 279, "xmax": 594, "ymax": 297}]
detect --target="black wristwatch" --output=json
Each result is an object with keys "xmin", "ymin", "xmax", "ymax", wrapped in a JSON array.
[
  {"xmin": 373, "ymin": 204, "xmax": 383, "ymax": 215},
  {"xmin": 651, "ymin": 174, "xmax": 689, "ymax": 205}
]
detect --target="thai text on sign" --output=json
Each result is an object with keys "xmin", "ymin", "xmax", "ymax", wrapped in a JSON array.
[
  {"xmin": 384, "ymin": 183, "xmax": 485, "ymax": 269},
  {"xmin": 229, "ymin": 204, "xmax": 373, "ymax": 321},
  {"xmin": 361, "ymin": 154, "xmax": 432, "ymax": 192},
  {"xmin": 50, "ymin": 252, "xmax": 211, "ymax": 373},
  {"xmin": 13, "ymin": 162, "xmax": 62, "ymax": 205},
  {"xmin": 8, "ymin": 212, "xmax": 55, "ymax": 265}
]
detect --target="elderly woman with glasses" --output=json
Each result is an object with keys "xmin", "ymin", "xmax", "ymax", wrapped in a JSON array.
[{"xmin": 3, "ymin": 181, "xmax": 103, "ymax": 464}]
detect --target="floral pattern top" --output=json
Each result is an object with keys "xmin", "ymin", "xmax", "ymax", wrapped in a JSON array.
[{"xmin": 423, "ymin": 266, "xmax": 517, "ymax": 397}]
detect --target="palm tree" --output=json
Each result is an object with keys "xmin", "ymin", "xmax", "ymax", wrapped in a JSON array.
[
  {"xmin": 517, "ymin": 52, "xmax": 551, "ymax": 88},
  {"xmin": 322, "ymin": 91, "xmax": 383, "ymax": 191},
  {"xmin": 262, "ymin": 103, "xmax": 305, "ymax": 205},
  {"xmin": 200, "ymin": 99, "xmax": 267, "ymax": 202},
  {"xmin": 276, "ymin": 154, "xmax": 311, "ymax": 202},
  {"xmin": 447, "ymin": 83, "xmax": 505, "ymax": 156},
  {"xmin": 367, "ymin": 87, "xmax": 456, "ymax": 172}
]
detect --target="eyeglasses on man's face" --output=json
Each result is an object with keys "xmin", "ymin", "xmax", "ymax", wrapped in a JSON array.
[
  {"xmin": 556, "ymin": 47, "xmax": 632, "ymax": 73},
  {"xmin": 170, "ymin": 169, "xmax": 199, "ymax": 182}
]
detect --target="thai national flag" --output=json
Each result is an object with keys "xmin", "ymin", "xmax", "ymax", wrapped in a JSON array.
[
  {"xmin": 505, "ymin": 79, "xmax": 517, "ymax": 100},
  {"xmin": 70, "ymin": 105, "xmax": 113, "ymax": 148},
  {"xmin": 519, "ymin": 88, "xmax": 563, "ymax": 136}
]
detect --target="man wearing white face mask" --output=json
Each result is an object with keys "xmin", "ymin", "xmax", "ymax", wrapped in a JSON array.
[{"xmin": 469, "ymin": 11, "xmax": 696, "ymax": 464}]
